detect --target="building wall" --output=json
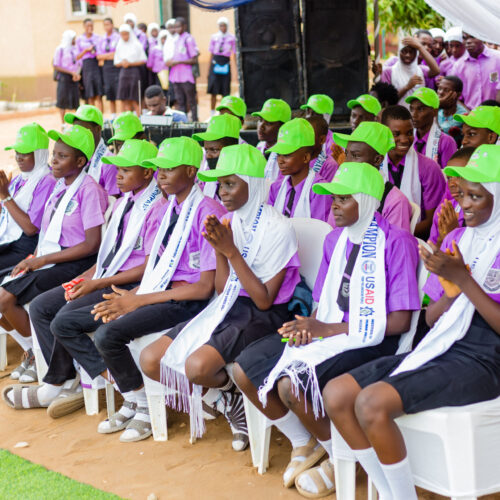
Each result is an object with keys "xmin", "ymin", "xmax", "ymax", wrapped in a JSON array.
[{"xmin": 0, "ymin": 0, "xmax": 236, "ymax": 102}]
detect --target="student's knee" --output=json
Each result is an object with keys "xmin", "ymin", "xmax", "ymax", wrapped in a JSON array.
[
  {"xmin": 322, "ymin": 375, "xmax": 358, "ymax": 419},
  {"xmin": 0, "ymin": 288, "xmax": 16, "ymax": 312},
  {"xmin": 354, "ymin": 383, "xmax": 390, "ymax": 430},
  {"xmin": 277, "ymin": 376, "xmax": 301, "ymax": 409},
  {"xmin": 28, "ymin": 293, "xmax": 45, "ymax": 324},
  {"xmin": 232, "ymin": 363, "xmax": 251, "ymax": 392},
  {"xmin": 93, "ymin": 323, "xmax": 120, "ymax": 355},
  {"xmin": 185, "ymin": 353, "xmax": 212, "ymax": 386},
  {"xmin": 139, "ymin": 344, "xmax": 163, "ymax": 380}
]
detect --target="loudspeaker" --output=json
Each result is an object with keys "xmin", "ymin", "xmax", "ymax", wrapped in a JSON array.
[
  {"xmin": 235, "ymin": 0, "xmax": 304, "ymax": 113},
  {"xmin": 302, "ymin": 0, "xmax": 368, "ymax": 119}
]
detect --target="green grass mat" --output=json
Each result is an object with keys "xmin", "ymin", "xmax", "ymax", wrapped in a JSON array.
[{"xmin": 0, "ymin": 449, "xmax": 124, "ymax": 500}]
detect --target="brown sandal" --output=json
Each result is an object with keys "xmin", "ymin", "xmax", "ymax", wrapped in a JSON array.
[
  {"xmin": 295, "ymin": 459, "xmax": 336, "ymax": 499},
  {"xmin": 2, "ymin": 384, "xmax": 48, "ymax": 410},
  {"xmin": 283, "ymin": 437, "xmax": 326, "ymax": 488}
]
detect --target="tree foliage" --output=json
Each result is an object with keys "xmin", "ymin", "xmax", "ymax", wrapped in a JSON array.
[{"xmin": 367, "ymin": 0, "xmax": 445, "ymax": 32}]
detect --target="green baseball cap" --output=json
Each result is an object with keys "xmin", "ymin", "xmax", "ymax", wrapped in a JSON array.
[
  {"xmin": 266, "ymin": 118, "xmax": 315, "ymax": 155},
  {"xmin": 5, "ymin": 123, "xmax": 49, "ymax": 153},
  {"xmin": 300, "ymin": 95, "xmax": 334, "ymax": 116},
  {"xmin": 251, "ymin": 99, "xmax": 291, "ymax": 123},
  {"xmin": 443, "ymin": 144, "xmax": 500, "ymax": 183},
  {"xmin": 405, "ymin": 87, "xmax": 439, "ymax": 109},
  {"xmin": 48, "ymin": 124, "xmax": 95, "ymax": 161},
  {"xmin": 347, "ymin": 94, "xmax": 382, "ymax": 116},
  {"xmin": 454, "ymin": 106, "xmax": 500, "ymax": 136},
  {"xmin": 142, "ymin": 136, "xmax": 203, "ymax": 169},
  {"xmin": 192, "ymin": 114, "xmax": 242, "ymax": 142},
  {"xmin": 313, "ymin": 162, "xmax": 385, "ymax": 200},
  {"xmin": 102, "ymin": 139, "xmax": 158, "ymax": 169},
  {"xmin": 64, "ymin": 104, "xmax": 104, "ymax": 127},
  {"xmin": 216, "ymin": 95, "xmax": 247, "ymax": 119},
  {"xmin": 197, "ymin": 144, "xmax": 265, "ymax": 182},
  {"xmin": 108, "ymin": 112, "xmax": 144, "ymax": 144},
  {"xmin": 333, "ymin": 121, "xmax": 395, "ymax": 155}
]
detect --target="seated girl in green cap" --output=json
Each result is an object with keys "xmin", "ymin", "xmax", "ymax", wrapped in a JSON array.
[
  {"xmin": 0, "ymin": 124, "xmax": 108, "ymax": 383},
  {"xmin": 140, "ymin": 143, "xmax": 301, "ymax": 451},
  {"xmin": 0, "ymin": 123, "xmax": 56, "ymax": 277},
  {"xmin": 325, "ymin": 144, "xmax": 500, "ymax": 500},
  {"xmin": 1, "ymin": 139, "xmax": 161, "ymax": 416},
  {"xmin": 107, "ymin": 111, "xmax": 146, "ymax": 154},
  {"xmin": 233, "ymin": 162, "xmax": 420, "ymax": 498}
]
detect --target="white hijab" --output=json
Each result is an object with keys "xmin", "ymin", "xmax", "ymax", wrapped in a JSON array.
[
  {"xmin": 392, "ymin": 40, "xmax": 424, "ymax": 105},
  {"xmin": 115, "ymin": 24, "xmax": 147, "ymax": 65},
  {"xmin": 347, "ymin": 193, "xmax": 381, "ymax": 243},
  {"xmin": 147, "ymin": 22, "xmax": 159, "ymax": 38},
  {"xmin": 59, "ymin": 30, "xmax": 76, "ymax": 50},
  {"xmin": 124, "ymin": 13, "xmax": 137, "ymax": 27}
]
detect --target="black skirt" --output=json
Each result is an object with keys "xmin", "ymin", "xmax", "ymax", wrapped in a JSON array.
[
  {"xmin": 207, "ymin": 55, "xmax": 231, "ymax": 96},
  {"xmin": 236, "ymin": 331, "xmax": 400, "ymax": 392},
  {"xmin": 166, "ymin": 296, "xmax": 292, "ymax": 364},
  {"xmin": 117, "ymin": 67, "xmax": 141, "ymax": 102},
  {"xmin": 1, "ymin": 254, "xmax": 97, "ymax": 306},
  {"xmin": 0, "ymin": 233, "xmax": 39, "ymax": 278},
  {"xmin": 349, "ymin": 312, "xmax": 500, "ymax": 414},
  {"xmin": 102, "ymin": 60, "xmax": 120, "ymax": 101},
  {"xmin": 82, "ymin": 58, "xmax": 104, "ymax": 99},
  {"xmin": 56, "ymin": 73, "xmax": 80, "ymax": 110}
]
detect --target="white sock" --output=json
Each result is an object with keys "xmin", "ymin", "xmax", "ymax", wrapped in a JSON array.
[
  {"xmin": 6, "ymin": 383, "xmax": 62, "ymax": 407},
  {"xmin": 381, "ymin": 457, "xmax": 418, "ymax": 500},
  {"xmin": 273, "ymin": 410, "xmax": 311, "ymax": 448},
  {"xmin": 9, "ymin": 331, "xmax": 33, "ymax": 352},
  {"xmin": 354, "ymin": 448, "xmax": 394, "ymax": 500},
  {"xmin": 218, "ymin": 377, "xmax": 234, "ymax": 392},
  {"xmin": 318, "ymin": 438, "xmax": 333, "ymax": 460},
  {"xmin": 120, "ymin": 388, "xmax": 150, "ymax": 441},
  {"xmin": 118, "ymin": 390, "xmax": 137, "ymax": 419}
]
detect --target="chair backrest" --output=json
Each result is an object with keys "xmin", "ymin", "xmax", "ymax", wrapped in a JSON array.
[
  {"xmin": 409, "ymin": 202, "xmax": 421, "ymax": 235},
  {"xmin": 101, "ymin": 195, "xmax": 117, "ymax": 238},
  {"xmin": 290, "ymin": 218, "xmax": 332, "ymax": 290}
]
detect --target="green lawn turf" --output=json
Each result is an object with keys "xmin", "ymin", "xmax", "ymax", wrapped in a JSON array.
[{"xmin": 0, "ymin": 450, "xmax": 123, "ymax": 500}]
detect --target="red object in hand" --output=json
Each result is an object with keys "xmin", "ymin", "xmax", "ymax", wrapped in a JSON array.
[
  {"xmin": 13, "ymin": 254, "xmax": 34, "ymax": 277},
  {"xmin": 62, "ymin": 277, "xmax": 85, "ymax": 291}
]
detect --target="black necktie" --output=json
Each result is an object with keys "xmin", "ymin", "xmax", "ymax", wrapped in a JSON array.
[
  {"xmin": 49, "ymin": 191, "xmax": 66, "ymax": 222},
  {"xmin": 155, "ymin": 210, "xmax": 180, "ymax": 266},
  {"xmin": 101, "ymin": 198, "xmax": 134, "ymax": 270},
  {"xmin": 284, "ymin": 186, "xmax": 296, "ymax": 218},
  {"xmin": 336, "ymin": 244, "xmax": 361, "ymax": 312},
  {"xmin": 390, "ymin": 162, "xmax": 403, "ymax": 189},
  {"xmin": 415, "ymin": 140, "xmax": 426, "ymax": 153}
]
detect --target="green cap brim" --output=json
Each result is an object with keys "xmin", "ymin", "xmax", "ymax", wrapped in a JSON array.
[
  {"xmin": 266, "ymin": 142, "xmax": 299, "ymax": 155},
  {"xmin": 48, "ymin": 130, "xmax": 89, "ymax": 160},
  {"xmin": 64, "ymin": 112, "xmax": 101, "ymax": 126},
  {"xmin": 192, "ymin": 132, "xmax": 227, "ymax": 142},
  {"xmin": 101, "ymin": 156, "xmax": 157, "ymax": 169},
  {"xmin": 107, "ymin": 133, "xmax": 128, "ymax": 144},
  {"xmin": 443, "ymin": 165, "xmax": 495, "ymax": 183},
  {"xmin": 299, "ymin": 104, "xmax": 309, "ymax": 111},
  {"xmin": 198, "ymin": 167, "xmax": 238, "ymax": 182},
  {"xmin": 4, "ymin": 144, "xmax": 33, "ymax": 154},
  {"xmin": 453, "ymin": 114, "xmax": 491, "ymax": 131},
  {"xmin": 312, "ymin": 182, "xmax": 358, "ymax": 196},
  {"xmin": 332, "ymin": 132, "xmax": 350, "ymax": 149},
  {"xmin": 141, "ymin": 157, "xmax": 188, "ymax": 169},
  {"xmin": 251, "ymin": 111, "xmax": 281, "ymax": 123}
]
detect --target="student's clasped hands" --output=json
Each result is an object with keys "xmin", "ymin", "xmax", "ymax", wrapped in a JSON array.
[
  {"xmin": 279, "ymin": 315, "xmax": 326, "ymax": 347},
  {"xmin": 419, "ymin": 240, "xmax": 469, "ymax": 298},
  {"xmin": 437, "ymin": 200, "xmax": 459, "ymax": 243},
  {"xmin": 202, "ymin": 215, "xmax": 238, "ymax": 259},
  {"xmin": 0, "ymin": 170, "xmax": 11, "ymax": 199},
  {"xmin": 91, "ymin": 285, "xmax": 138, "ymax": 323}
]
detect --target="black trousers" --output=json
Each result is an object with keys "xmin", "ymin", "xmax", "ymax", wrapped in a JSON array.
[
  {"xmin": 93, "ymin": 297, "xmax": 209, "ymax": 393},
  {"xmin": 30, "ymin": 283, "xmax": 136, "ymax": 385},
  {"xmin": 172, "ymin": 82, "xmax": 197, "ymax": 121}
]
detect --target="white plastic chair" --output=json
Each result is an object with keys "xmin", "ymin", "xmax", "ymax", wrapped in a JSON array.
[
  {"xmin": 409, "ymin": 202, "xmax": 421, "ymax": 235},
  {"xmin": 0, "ymin": 325, "xmax": 8, "ymax": 371},
  {"xmin": 239, "ymin": 218, "xmax": 333, "ymax": 474}
]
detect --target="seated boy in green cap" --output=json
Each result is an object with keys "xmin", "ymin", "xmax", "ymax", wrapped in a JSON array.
[
  {"xmin": 347, "ymin": 94, "xmax": 382, "ymax": 131},
  {"xmin": 192, "ymin": 114, "xmax": 242, "ymax": 200},
  {"xmin": 4, "ymin": 139, "xmax": 161, "ymax": 416},
  {"xmin": 0, "ymin": 123, "xmax": 56, "ymax": 275},
  {"xmin": 267, "ymin": 118, "xmax": 331, "ymax": 222},
  {"xmin": 455, "ymin": 105, "xmax": 500, "ymax": 149},
  {"xmin": 89, "ymin": 136, "xmax": 226, "ymax": 442},
  {"xmin": 0, "ymin": 124, "xmax": 108, "ymax": 383},
  {"xmin": 306, "ymin": 115, "xmax": 339, "ymax": 181},
  {"xmin": 65, "ymin": 104, "xmax": 120, "ymax": 196},
  {"xmin": 333, "ymin": 121, "xmax": 412, "ymax": 232},
  {"xmin": 216, "ymin": 95, "xmax": 247, "ymax": 126},
  {"xmin": 108, "ymin": 111, "xmax": 146, "ymax": 153},
  {"xmin": 300, "ymin": 94, "xmax": 335, "ymax": 156},
  {"xmin": 406, "ymin": 87, "xmax": 457, "ymax": 169},
  {"xmin": 252, "ymin": 98, "xmax": 292, "ymax": 181}
]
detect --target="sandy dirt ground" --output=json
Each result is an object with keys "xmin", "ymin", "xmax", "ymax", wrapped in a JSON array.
[{"xmin": 0, "ymin": 101, "xmax": 499, "ymax": 500}]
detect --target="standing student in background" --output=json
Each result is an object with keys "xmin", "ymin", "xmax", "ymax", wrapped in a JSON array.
[
  {"xmin": 407, "ymin": 87, "xmax": 457, "ymax": 169},
  {"xmin": 166, "ymin": 17, "xmax": 199, "ymax": 122},
  {"xmin": 347, "ymin": 94, "xmax": 382, "ymax": 130},
  {"xmin": 53, "ymin": 30, "xmax": 81, "ymax": 124},
  {"xmin": 252, "ymin": 99, "xmax": 292, "ymax": 181},
  {"xmin": 440, "ymin": 27, "xmax": 467, "ymax": 76},
  {"xmin": 124, "ymin": 13, "xmax": 148, "ymax": 52},
  {"xmin": 208, "ymin": 17, "xmax": 236, "ymax": 116},
  {"xmin": 162, "ymin": 18, "xmax": 178, "ymax": 108},
  {"xmin": 147, "ymin": 23, "xmax": 160, "ymax": 50},
  {"xmin": 147, "ymin": 30, "xmax": 168, "ymax": 88},
  {"xmin": 76, "ymin": 18, "xmax": 103, "ymax": 112},
  {"xmin": 97, "ymin": 18, "xmax": 120, "ymax": 116},
  {"xmin": 114, "ymin": 24, "xmax": 147, "ymax": 115}
]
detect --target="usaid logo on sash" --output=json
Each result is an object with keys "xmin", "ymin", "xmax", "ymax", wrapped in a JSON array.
[{"xmin": 361, "ymin": 260, "xmax": 376, "ymax": 274}]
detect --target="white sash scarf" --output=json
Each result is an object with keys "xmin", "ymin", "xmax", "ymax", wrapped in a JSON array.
[
  {"xmin": 391, "ymin": 228, "xmax": 500, "ymax": 376},
  {"xmin": 258, "ymin": 216, "xmax": 387, "ymax": 417},
  {"xmin": 137, "ymin": 184, "xmax": 204, "ymax": 294},
  {"xmin": 88, "ymin": 139, "xmax": 109, "ymax": 182},
  {"xmin": 381, "ymin": 148, "xmax": 421, "ymax": 208},
  {"xmin": 265, "ymin": 152, "xmax": 279, "ymax": 182},
  {"xmin": 274, "ymin": 169, "xmax": 315, "ymax": 218},
  {"xmin": 93, "ymin": 179, "xmax": 161, "ymax": 279},
  {"xmin": 0, "ymin": 160, "xmax": 50, "ymax": 245},
  {"xmin": 422, "ymin": 120, "xmax": 441, "ymax": 164},
  {"xmin": 198, "ymin": 156, "xmax": 219, "ymax": 199},
  {"xmin": 312, "ymin": 151, "xmax": 326, "ymax": 173}
]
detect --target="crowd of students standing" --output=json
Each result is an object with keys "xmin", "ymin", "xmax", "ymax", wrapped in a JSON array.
[{"xmin": 3, "ymin": 22, "xmax": 500, "ymax": 500}]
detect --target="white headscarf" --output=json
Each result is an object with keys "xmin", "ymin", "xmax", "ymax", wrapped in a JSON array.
[
  {"xmin": 59, "ymin": 30, "xmax": 76, "ymax": 50},
  {"xmin": 217, "ymin": 16, "xmax": 229, "ymax": 33},
  {"xmin": 445, "ymin": 26, "xmax": 463, "ymax": 44},
  {"xmin": 114, "ymin": 24, "xmax": 147, "ymax": 65},
  {"xmin": 166, "ymin": 18, "xmax": 176, "ymax": 28},
  {"xmin": 147, "ymin": 22, "xmax": 160, "ymax": 37},
  {"xmin": 158, "ymin": 29, "xmax": 169, "ymax": 48},
  {"xmin": 347, "ymin": 193, "xmax": 380, "ymax": 244},
  {"xmin": 429, "ymin": 28, "xmax": 446, "ymax": 39},
  {"xmin": 391, "ymin": 39, "xmax": 425, "ymax": 105},
  {"xmin": 124, "ymin": 13, "xmax": 137, "ymax": 27}
]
